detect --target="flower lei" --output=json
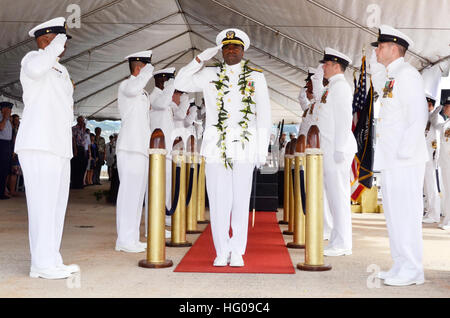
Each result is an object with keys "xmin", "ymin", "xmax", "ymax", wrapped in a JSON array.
[{"xmin": 212, "ymin": 60, "xmax": 256, "ymax": 169}]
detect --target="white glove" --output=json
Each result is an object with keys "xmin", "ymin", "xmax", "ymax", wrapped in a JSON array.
[
  {"xmin": 311, "ymin": 64, "xmax": 324, "ymax": 101},
  {"xmin": 140, "ymin": 63, "xmax": 154, "ymax": 76},
  {"xmin": 298, "ymin": 87, "xmax": 308, "ymax": 111},
  {"xmin": 431, "ymin": 105, "xmax": 443, "ymax": 116},
  {"xmin": 165, "ymin": 78, "xmax": 175, "ymax": 90},
  {"xmin": 197, "ymin": 45, "xmax": 222, "ymax": 62},
  {"xmin": 311, "ymin": 64, "xmax": 324, "ymax": 82},
  {"xmin": 180, "ymin": 93, "xmax": 189, "ymax": 105},
  {"xmin": 369, "ymin": 49, "xmax": 385, "ymax": 75},
  {"xmin": 51, "ymin": 34, "xmax": 68, "ymax": 48},
  {"xmin": 334, "ymin": 151, "xmax": 345, "ymax": 163},
  {"xmin": 298, "ymin": 87, "xmax": 307, "ymax": 101}
]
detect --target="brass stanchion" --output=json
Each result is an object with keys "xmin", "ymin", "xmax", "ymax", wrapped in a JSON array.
[
  {"xmin": 186, "ymin": 135, "xmax": 202, "ymax": 234},
  {"xmin": 197, "ymin": 155, "xmax": 209, "ymax": 224},
  {"xmin": 283, "ymin": 139, "xmax": 296, "ymax": 235},
  {"xmin": 166, "ymin": 138, "xmax": 192, "ymax": 248},
  {"xmin": 298, "ymin": 125, "xmax": 331, "ymax": 271},
  {"xmin": 287, "ymin": 135, "xmax": 306, "ymax": 249},
  {"xmin": 279, "ymin": 141, "xmax": 291, "ymax": 225},
  {"xmin": 139, "ymin": 129, "xmax": 173, "ymax": 268}
]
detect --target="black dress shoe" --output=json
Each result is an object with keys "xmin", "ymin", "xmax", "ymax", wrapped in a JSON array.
[{"xmin": 0, "ymin": 195, "xmax": 11, "ymax": 200}]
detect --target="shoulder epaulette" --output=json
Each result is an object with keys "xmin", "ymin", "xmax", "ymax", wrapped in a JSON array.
[{"xmin": 248, "ymin": 66, "xmax": 263, "ymax": 73}]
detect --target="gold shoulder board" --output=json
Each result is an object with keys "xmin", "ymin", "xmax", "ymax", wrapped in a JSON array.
[{"xmin": 248, "ymin": 66, "xmax": 263, "ymax": 73}]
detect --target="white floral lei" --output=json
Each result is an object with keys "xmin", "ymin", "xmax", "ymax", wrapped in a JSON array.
[{"xmin": 212, "ymin": 60, "xmax": 256, "ymax": 169}]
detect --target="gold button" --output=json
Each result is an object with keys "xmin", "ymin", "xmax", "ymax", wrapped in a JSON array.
[
  {"xmin": 229, "ymin": 84, "xmax": 233, "ymax": 88},
  {"xmin": 227, "ymin": 98, "xmax": 231, "ymax": 103}
]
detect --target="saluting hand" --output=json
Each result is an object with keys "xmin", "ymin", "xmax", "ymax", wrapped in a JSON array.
[
  {"xmin": 196, "ymin": 45, "xmax": 222, "ymax": 63},
  {"xmin": 51, "ymin": 34, "xmax": 68, "ymax": 48},
  {"xmin": 140, "ymin": 63, "xmax": 154, "ymax": 76},
  {"xmin": 312, "ymin": 64, "xmax": 324, "ymax": 81}
]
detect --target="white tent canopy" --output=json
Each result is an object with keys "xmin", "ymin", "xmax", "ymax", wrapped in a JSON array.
[{"xmin": 1, "ymin": 0, "xmax": 449, "ymax": 124}]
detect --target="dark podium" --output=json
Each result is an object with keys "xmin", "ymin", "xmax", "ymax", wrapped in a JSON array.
[{"xmin": 249, "ymin": 168, "xmax": 279, "ymax": 212}]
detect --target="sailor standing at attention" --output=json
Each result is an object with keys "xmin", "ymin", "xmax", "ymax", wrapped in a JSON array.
[
  {"xmin": 115, "ymin": 51, "xmax": 153, "ymax": 253},
  {"xmin": 174, "ymin": 28, "xmax": 272, "ymax": 267},
  {"xmin": 422, "ymin": 94, "xmax": 442, "ymax": 224},
  {"xmin": 15, "ymin": 17, "xmax": 79, "ymax": 279},
  {"xmin": 369, "ymin": 25, "xmax": 428, "ymax": 286},
  {"xmin": 148, "ymin": 67, "xmax": 176, "ymax": 238},
  {"xmin": 430, "ymin": 97, "xmax": 450, "ymax": 230},
  {"xmin": 313, "ymin": 48, "xmax": 357, "ymax": 256},
  {"xmin": 299, "ymin": 67, "xmax": 333, "ymax": 240}
]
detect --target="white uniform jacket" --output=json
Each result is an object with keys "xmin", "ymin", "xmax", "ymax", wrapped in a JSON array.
[
  {"xmin": 184, "ymin": 109, "xmax": 198, "ymax": 141},
  {"xmin": 298, "ymin": 101, "xmax": 318, "ymax": 137},
  {"xmin": 315, "ymin": 74, "xmax": 357, "ymax": 160},
  {"xmin": 149, "ymin": 85, "xmax": 175, "ymax": 148},
  {"xmin": 372, "ymin": 57, "xmax": 428, "ymax": 170},
  {"xmin": 425, "ymin": 109, "xmax": 442, "ymax": 168},
  {"xmin": 174, "ymin": 59, "xmax": 272, "ymax": 165},
  {"xmin": 433, "ymin": 116, "xmax": 450, "ymax": 168},
  {"xmin": 116, "ymin": 68, "xmax": 152, "ymax": 157},
  {"xmin": 15, "ymin": 41, "xmax": 74, "ymax": 158}
]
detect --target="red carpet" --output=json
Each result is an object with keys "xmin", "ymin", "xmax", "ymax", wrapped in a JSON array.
[{"xmin": 174, "ymin": 212, "xmax": 295, "ymax": 274}]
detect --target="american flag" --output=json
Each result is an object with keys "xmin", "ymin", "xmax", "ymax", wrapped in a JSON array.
[
  {"xmin": 351, "ymin": 56, "xmax": 367, "ymax": 201},
  {"xmin": 352, "ymin": 56, "xmax": 367, "ymax": 130}
]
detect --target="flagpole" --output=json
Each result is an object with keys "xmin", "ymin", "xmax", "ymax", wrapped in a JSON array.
[{"xmin": 252, "ymin": 167, "xmax": 257, "ymax": 228}]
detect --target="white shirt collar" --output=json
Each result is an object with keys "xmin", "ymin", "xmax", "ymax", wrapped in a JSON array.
[
  {"xmin": 327, "ymin": 73, "xmax": 345, "ymax": 84},
  {"xmin": 225, "ymin": 62, "xmax": 242, "ymax": 73}
]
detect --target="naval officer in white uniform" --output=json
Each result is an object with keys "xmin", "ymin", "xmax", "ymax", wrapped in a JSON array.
[
  {"xmin": 184, "ymin": 99, "xmax": 200, "ymax": 146},
  {"xmin": 298, "ymin": 67, "xmax": 333, "ymax": 240},
  {"xmin": 115, "ymin": 51, "xmax": 153, "ymax": 253},
  {"xmin": 172, "ymin": 91, "xmax": 191, "ymax": 148},
  {"xmin": 313, "ymin": 48, "xmax": 357, "ymax": 256},
  {"xmin": 148, "ymin": 67, "xmax": 176, "ymax": 237},
  {"xmin": 422, "ymin": 95, "xmax": 442, "ymax": 224},
  {"xmin": 369, "ymin": 25, "xmax": 428, "ymax": 286},
  {"xmin": 15, "ymin": 17, "xmax": 79, "ymax": 279},
  {"xmin": 174, "ymin": 28, "xmax": 272, "ymax": 267},
  {"xmin": 431, "ymin": 97, "xmax": 450, "ymax": 230}
]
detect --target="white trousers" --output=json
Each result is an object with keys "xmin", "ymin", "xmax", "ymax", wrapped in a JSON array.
[
  {"xmin": 206, "ymin": 162, "xmax": 254, "ymax": 257},
  {"xmin": 440, "ymin": 162, "xmax": 450, "ymax": 226},
  {"xmin": 423, "ymin": 160, "xmax": 441, "ymax": 221},
  {"xmin": 323, "ymin": 156, "xmax": 353, "ymax": 251},
  {"xmin": 116, "ymin": 151, "xmax": 148, "ymax": 247},
  {"xmin": 381, "ymin": 163, "xmax": 425, "ymax": 280},
  {"xmin": 323, "ymin": 187, "xmax": 334, "ymax": 237},
  {"xmin": 19, "ymin": 150, "xmax": 70, "ymax": 269}
]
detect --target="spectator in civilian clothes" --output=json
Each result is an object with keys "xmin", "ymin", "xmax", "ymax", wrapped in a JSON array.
[
  {"xmin": 86, "ymin": 133, "xmax": 97, "ymax": 185},
  {"xmin": 83, "ymin": 128, "xmax": 91, "ymax": 186},
  {"xmin": 93, "ymin": 127, "xmax": 106, "ymax": 185},
  {"xmin": 105, "ymin": 135, "xmax": 116, "ymax": 181},
  {"xmin": 0, "ymin": 102, "xmax": 13, "ymax": 199},
  {"xmin": 71, "ymin": 116, "xmax": 87, "ymax": 189},
  {"xmin": 6, "ymin": 114, "xmax": 20, "ymax": 196}
]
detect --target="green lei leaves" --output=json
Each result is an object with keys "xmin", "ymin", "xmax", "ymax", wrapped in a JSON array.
[{"xmin": 213, "ymin": 60, "xmax": 256, "ymax": 169}]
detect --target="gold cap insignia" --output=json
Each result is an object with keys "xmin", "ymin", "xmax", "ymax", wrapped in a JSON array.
[{"xmin": 226, "ymin": 31, "xmax": 235, "ymax": 39}]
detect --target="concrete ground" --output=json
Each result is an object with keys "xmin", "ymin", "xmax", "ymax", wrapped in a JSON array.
[{"xmin": 0, "ymin": 181, "xmax": 449, "ymax": 298}]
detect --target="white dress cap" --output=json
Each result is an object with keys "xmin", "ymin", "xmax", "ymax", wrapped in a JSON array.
[{"xmin": 216, "ymin": 28, "xmax": 250, "ymax": 51}]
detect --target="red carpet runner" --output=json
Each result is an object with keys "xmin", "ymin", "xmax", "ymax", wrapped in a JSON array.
[{"xmin": 174, "ymin": 212, "xmax": 295, "ymax": 274}]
